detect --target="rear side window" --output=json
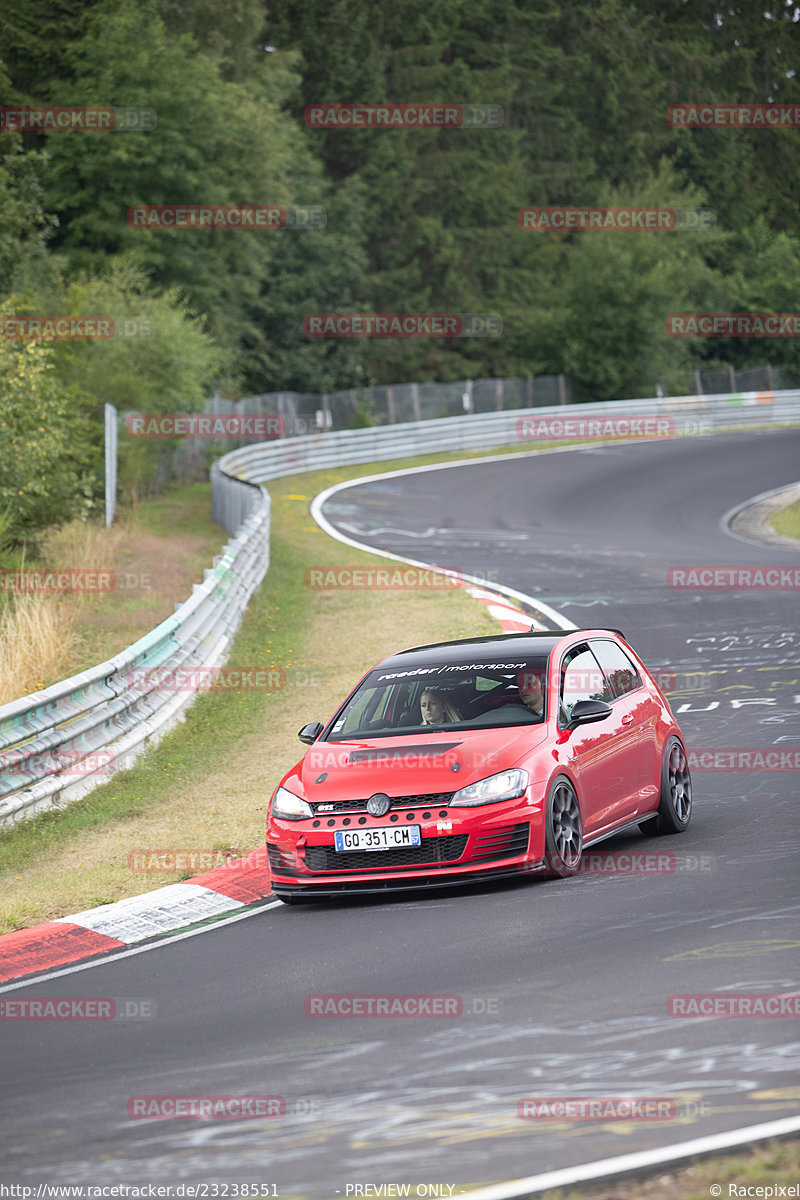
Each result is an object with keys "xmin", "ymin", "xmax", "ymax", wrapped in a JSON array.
[{"xmin": 591, "ymin": 639, "xmax": 643, "ymax": 698}]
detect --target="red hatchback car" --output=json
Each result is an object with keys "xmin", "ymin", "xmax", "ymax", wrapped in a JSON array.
[{"xmin": 266, "ymin": 629, "xmax": 693, "ymax": 903}]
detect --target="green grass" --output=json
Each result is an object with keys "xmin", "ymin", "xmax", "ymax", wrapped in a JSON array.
[{"xmin": 770, "ymin": 500, "xmax": 800, "ymax": 541}]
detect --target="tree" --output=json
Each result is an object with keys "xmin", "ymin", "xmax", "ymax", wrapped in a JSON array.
[
  {"xmin": 527, "ymin": 167, "xmax": 724, "ymax": 402},
  {"xmin": 36, "ymin": 0, "xmax": 301, "ymax": 381},
  {"xmin": 0, "ymin": 101, "xmax": 56, "ymax": 298},
  {"xmin": 0, "ymin": 299, "xmax": 97, "ymax": 541}
]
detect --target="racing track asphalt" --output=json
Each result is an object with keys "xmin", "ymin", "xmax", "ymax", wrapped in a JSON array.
[{"xmin": 2, "ymin": 428, "xmax": 799, "ymax": 1196}]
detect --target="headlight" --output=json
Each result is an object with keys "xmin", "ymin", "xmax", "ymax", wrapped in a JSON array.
[
  {"xmin": 271, "ymin": 786, "xmax": 313, "ymax": 820},
  {"xmin": 450, "ymin": 768, "xmax": 528, "ymax": 807}
]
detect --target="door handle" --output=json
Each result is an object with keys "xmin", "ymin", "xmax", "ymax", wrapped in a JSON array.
[{"xmin": 621, "ymin": 714, "xmax": 634, "ymax": 726}]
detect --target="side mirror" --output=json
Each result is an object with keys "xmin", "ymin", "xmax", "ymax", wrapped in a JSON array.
[
  {"xmin": 567, "ymin": 699, "xmax": 612, "ymax": 729},
  {"xmin": 298, "ymin": 721, "xmax": 324, "ymax": 745}
]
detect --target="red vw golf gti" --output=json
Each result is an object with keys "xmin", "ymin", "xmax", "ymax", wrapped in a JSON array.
[{"xmin": 266, "ymin": 629, "xmax": 693, "ymax": 903}]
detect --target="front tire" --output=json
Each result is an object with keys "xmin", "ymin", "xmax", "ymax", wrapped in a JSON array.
[
  {"xmin": 544, "ymin": 777, "xmax": 583, "ymax": 876},
  {"xmin": 639, "ymin": 736, "xmax": 692, "ymax": 836}
]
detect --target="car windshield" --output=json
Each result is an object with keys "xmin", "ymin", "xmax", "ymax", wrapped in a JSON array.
[{"xmin": 324, "ymin": 655, "xmax": 550, "ymax": 740}]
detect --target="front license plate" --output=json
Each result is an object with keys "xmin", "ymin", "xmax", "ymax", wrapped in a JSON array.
[{"xmin": 334, "ymin": 825, "xmax": 421, "ymax": 852}]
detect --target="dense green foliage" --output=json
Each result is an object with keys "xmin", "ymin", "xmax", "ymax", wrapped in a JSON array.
[{"xmin": 1, "ymin": 0, "xmax": 798, "ymax": 536}]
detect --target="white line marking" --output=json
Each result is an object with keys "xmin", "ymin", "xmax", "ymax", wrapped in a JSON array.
[
  {"xmin": 464, "ymin": 1114, "xmax": 800, "ymax": 1199},
  {"xmin": 309, "ymin": 451, "xmax": 580, "ymax": 630}
]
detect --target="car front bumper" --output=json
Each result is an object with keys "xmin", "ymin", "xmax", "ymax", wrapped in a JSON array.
[{"xmin": 266, "ymin": 804, "xmax": 544, "ymax": 897}]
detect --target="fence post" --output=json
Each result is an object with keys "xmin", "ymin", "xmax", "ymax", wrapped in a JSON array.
[
  {"xmin": 104, "ymin": 403, "xmax": 117, "ymax": 528},
  {"xmin": 558, "ymin": 374, "xmax": 567, "ymax": 406},
  {"xmin": 411, "ymin": 381, "xmax": 421, "ymax": 422}
]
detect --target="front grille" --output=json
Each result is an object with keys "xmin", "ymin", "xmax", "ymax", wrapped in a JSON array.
[
  {"xmin": 305, "ymin": 834, "xmax": 468, "ymax": 872},
  {"xmin": 469, "ymin": 823, "xmax": 530, "ymax": 862},
  {"xmin": 310, "ymin": 792, "xmax": 453, "ymax": 815}
]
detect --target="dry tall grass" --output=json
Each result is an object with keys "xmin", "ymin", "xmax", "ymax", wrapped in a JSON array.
[
  {"xmin": 0, "ymin": 592, "xmax": 78, "ymax": 705},
  {"xmin": 0, "ymin": 518, "xmax": 129, "ymax": 706},
  {"xmin": 40, "ymin": 517, "xmax": 128, "ymax": 573}
]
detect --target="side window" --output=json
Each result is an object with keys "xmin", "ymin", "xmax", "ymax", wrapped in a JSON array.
[
  {"xmin": 560, "ymin": 645, "xmax": 608, "ymax": 723},
  {"xmin": 337, "ymin": 685, "xmax": 385, "ymax": 734},
  {"xmin": 336, "ymin": 683, "xmax": 401, "ymax": 734},
  {"xmin": 591, "ymin": 639, "xmax": 642, "ymax": 698}
]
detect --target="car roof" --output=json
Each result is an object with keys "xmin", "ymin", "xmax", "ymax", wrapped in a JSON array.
[{"xmin": 376, "ymin": 628, "xmax": 628, "ymax": 670}]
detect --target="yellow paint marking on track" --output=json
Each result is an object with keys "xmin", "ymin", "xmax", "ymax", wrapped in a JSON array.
[
  {"xmin": 751, "ymin": 1087, "xmax": 800, "ymax": 1101},
  {"xmin": 663, "ymin": 938, "xmax": 800, "ymax": 961}
]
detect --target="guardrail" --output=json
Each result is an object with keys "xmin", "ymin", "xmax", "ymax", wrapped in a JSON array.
[
  {"xmin": 2, "ymin": 389, "xmax": 797, "ymax": 827},
  {"xmin": 0, "ymin": 488, "xmax": 270, "ymax": 827}
]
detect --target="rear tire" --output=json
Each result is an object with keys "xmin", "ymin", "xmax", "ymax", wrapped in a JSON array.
[
  {"xmin": 639, "ymin": 736, "xmax": 692, "ymax": 836},
  {"xmin": 544, "ymin": 777, "xmax": 583, "ymax": 876}
]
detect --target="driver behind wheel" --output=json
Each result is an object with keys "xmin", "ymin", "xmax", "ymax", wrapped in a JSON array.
[{"xmin": 516, "ymin": 669, "xmax": 545, "ymax": 716}]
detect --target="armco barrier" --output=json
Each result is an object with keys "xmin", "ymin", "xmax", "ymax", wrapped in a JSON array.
[
  {"xmin": 0, "ymin": 487, "xmax": 269, "ymax": 828},
  {"xmin": 1, "ymin": 389, "xmax": 797, "ymax": 827}
]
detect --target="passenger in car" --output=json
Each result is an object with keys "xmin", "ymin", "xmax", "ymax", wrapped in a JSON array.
[{"xmin": 420, "ymin": 688, "xmax": 462, "ymax": 725}]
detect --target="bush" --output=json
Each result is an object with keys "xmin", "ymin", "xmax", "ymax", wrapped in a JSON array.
[{"xmin": 0, "ymin": 301, "xmax": 97, "ymax": 543}]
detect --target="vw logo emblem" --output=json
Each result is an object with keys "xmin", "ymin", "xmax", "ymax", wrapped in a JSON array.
[{"xmin": 366, "ymin": 793, "xmax": 391, "ymax": 817}]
